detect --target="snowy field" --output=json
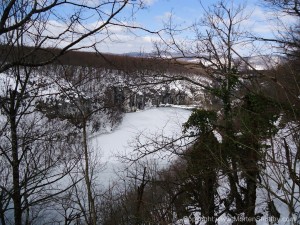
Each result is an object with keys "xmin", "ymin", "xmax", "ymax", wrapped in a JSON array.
[{"xmin": 89, "ymin": 107, "xmax": 192, "ymax": 185}]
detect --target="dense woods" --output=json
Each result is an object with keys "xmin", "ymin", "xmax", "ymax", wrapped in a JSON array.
[{"xmin": 1, "ymin": 0, "xmax": 300, "ymax": 225}]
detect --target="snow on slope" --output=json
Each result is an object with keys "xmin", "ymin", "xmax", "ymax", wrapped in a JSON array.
[
  {"xmin": 89, "ymin": 107, "xmax": 192, "ymax": 184},
  {"xmin": 90, "ymin": 108, "xmax": 300, "ymax": 224}
]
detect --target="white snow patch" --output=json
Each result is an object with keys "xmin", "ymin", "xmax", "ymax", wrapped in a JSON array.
[{"xmin": 213, "ymin": 130, "xmax": 223, "ymax": 143}]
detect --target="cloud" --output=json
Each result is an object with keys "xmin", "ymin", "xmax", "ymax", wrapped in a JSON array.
[
  {"xmin": 24, "ymin": 17, "xmax": 159, "ymax": 53},
  {"xmin": 156, "ymin": 11, "xmax": 172, "ymax": 21},
  {"xmin": 96, "ymin": 37, "xmax": 156, "ymax": 53},
  {"xmin": 155, "ymin": 11, "xmax": 186, "ymax": 25},
  {"xmin": 95, "ymin": 32, "xmax": 160, "ymax": 53},
  {"xmin": 143, "ymin": 0, "xmax": 157, "ymax": 6},
  {"xmin": 245, "ymin": 6, "xmax": 297, "ymax": 34}
]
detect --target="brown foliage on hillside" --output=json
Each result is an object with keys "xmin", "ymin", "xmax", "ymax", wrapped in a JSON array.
[{"xmin": 0, "ymin": 45, "xmax": 191, "ymax": 74}]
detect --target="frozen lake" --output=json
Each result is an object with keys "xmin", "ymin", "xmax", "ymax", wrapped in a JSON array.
[{"xmin": 89, "ymin": 107, "xmax": 192, "ymax": 185}]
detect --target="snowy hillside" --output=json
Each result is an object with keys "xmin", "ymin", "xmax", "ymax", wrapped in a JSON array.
[{"xmin": 89, "ymin": 108, "xmax": 300, "ymax": 225}]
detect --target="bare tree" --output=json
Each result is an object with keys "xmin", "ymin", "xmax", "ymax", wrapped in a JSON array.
[
  {"xmin": 0, "ymin": 1, "xmax": 155, "ymax": 224},
  {"xmin": 131, "ymin": 0, "xmax": 260, "ymax": 223},
  {"xmin": 0, "ymin": 0, "xmax": 156, "ymax": 72},
  {"xmin": 0, "ymin": 65, "xmax": 84, "ymax": 224},
  {"xmin": 120, "ymin": 1, "xmax": 299, "ymax": 224}
]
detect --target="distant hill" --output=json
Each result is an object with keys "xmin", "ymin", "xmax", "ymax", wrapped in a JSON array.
[{"xmin": 0, "ymin": 45, "xmax": 192, "ymax": 74}]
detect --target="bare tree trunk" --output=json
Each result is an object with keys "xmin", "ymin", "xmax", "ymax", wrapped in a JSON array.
[
  {"xmin": 0, "ymin": 192, "xmax": 7, "ymax": 225},
  {"xmin": 82, "ymin": 121, "xmax": 97, "ymax": 225},
  {"xmin": 135, "ymin": 167, "xmax": 148, "ymax": 225},
  {"xmin": 244, "ymin": 172, "xmax": 257, "ymax": 225},
  {"xmin": 10, "ymin": 113, "xmax": 22, "ymax": 225}
]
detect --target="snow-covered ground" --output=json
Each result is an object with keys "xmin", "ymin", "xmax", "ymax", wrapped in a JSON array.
[
  {"xmin": 89, "ymin": 107, "xmax": 300, "ymax": 225},
  {"xmin": 89, "ymin": 107, "xmax": 192, "ymax": 185}
]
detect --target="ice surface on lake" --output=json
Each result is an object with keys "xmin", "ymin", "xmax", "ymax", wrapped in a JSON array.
[{"xmin": 89, "ymin": 107, "xmax": 192, "ymax": 184}]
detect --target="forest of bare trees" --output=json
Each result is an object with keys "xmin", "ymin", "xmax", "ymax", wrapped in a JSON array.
[
  {"xmin": 0, "ymin": 0, "xmax": 300, "ymax": 225},
  {"xmin": 104, "ymin": 1, "xmax": 300, "ymax": 225}
]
